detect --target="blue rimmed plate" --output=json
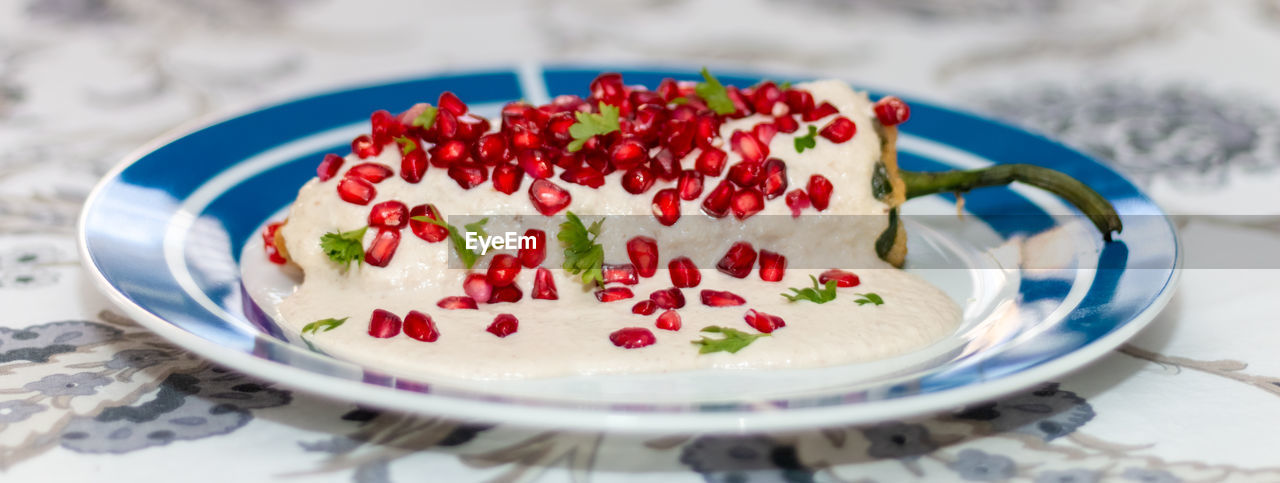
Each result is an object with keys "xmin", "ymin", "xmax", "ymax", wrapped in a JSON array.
[{"xmin": 78, "ymin": 63, "xmax": 1179, "ymax": 433}]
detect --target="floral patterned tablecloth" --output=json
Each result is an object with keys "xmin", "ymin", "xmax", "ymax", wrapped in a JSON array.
[{"xmin": 3, "ymin": 1, "xmax": 1280, "ymax": 481}]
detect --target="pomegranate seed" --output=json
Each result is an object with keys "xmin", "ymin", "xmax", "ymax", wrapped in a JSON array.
[
  {"xmin": 758, "ymin": 250, "xmax": 787, "ymax": 282},
  {"xmin": 621, "ymin": 165, "xmax": 656, "ymax": 194},
  {"xmin": 455, "ymin": 114, "xmax": 490, "ymax": 142},
  {"xmin": 437, "ymin": 296, "xmax": 478, "ymax": 310},
  {"xmin": 730, "ymin": 131, "xmax": 769, "ymax": 164},
  {"xmin": 595, "ymin": 287, "xmax": 635, "ymax": 302},
  {"xmin": 752, "ymin": 81, "xmax": 785, "ymax": 115},
  {"xmin": 370, "ymin": 110, "xmax": 403, "ymax": 146},
  {"xmin": 448, "ymin": 162, "xmax": 489, "ymax": 189},
  {"xmin": 700, "ymin": 289, "xmax": 745, "ymax": 307},
  {"xmin": 491, "ymin": 162, "xmax": 524, "ymax": 194},
  {"xmin": 773, "ymin": 115, "xmax": 799, "ymax": 134},
  {"xmin": 431, "ymin": 110, "xmax": 458, "ymax": 139},
  {"xmin": 752, "ymin": 122, "xmax": 779, "ymax": 146},
  {"xmin": 529, "ymin": 179, "xmax": 572, "ymax": 216},
  {"xmin": 669, "ymin": 257, "xmax": 701, "ymax": 288},
  {"xmin": 486, "ymin": 254, "xmax": 521, "ymax": 287},
  {"xmin": 517, "ymin": 149, "xmax": 554, "ymax": 179},
  {"xmin": 403, "ymin": 310, "xmax": 439, "ymax": 342},
  {"xmin": 487, "ymin": 314, "xmax": 518, "ymax": 338},
  {"xmin": 657, "ymin": 78, "xmax": 681, "ymax": 101},
  {"xmin": 367, "ymin": 201, "xmax": 408, "ymax": 229},
  {"xmin": 677, "ymin": 170, "xmax": 704, "ymax": 200},
  {"xmin": 716, "ymin": 242, "xmax": 758, "ymax": 279},
  {"xmin": 602, "ymin": 263, "xmax": 639, "ymax": 285},
  {"xmin": 517, "ymin": 229, "xmax": 545, "ymax": 268},
  {"xmin": 785, "ymin": 189, "xmax": 810, "ymax": 217},
  {"xmin": 730, "ymin": 187, "xmax": 765, "ymax": 220},
  {"xmin": 632, "ymin": 300, "xmax": 657, "ymax": 315},
  {"xmin": 610, "ymin": 138, "xmax": 649, "ymax": 170},
  {"xmin": 488, "ymin": 284, "xmax": 523, "ymax": 303},
  {"xmin": 650, "ymin": 149, "xmax": 680, "ymax": 181},
  {"xmin": 262, "ymin": 222, "xmax": 286, "ymax": 264},
  {"xmin": 317, "ymin": 154, "xmax": 344, "ymax": 181},
  {"xmin": 695, "ymin": 148, "xmax": 728, "ymax": 177},
  {"xmin": 629, "ymin": 89, "xmax": 664, "ymax": 107},
  {"xmin": 463, "ymin": 272, "xmax": 493, "ymax": 302},
  {"xmin": 337, "ymin": 177, "xmax": 376, "ymax": 205},
  {"xmin": 367, "ymin": 309, "xmax": 402, "ymax": 338},
  {"xmin": 546, "ymin": 112, "xmax": 576, "ymax": 146},
  {"xmin": 609, "ymin": 327, "xmax": 656, "ymax": 349},
  {"xmin": 583, "ymin": 151, "xmax": 613, "ymax": 175},
  {"xmin": 693, "ymin": 116, "xmax": 719, "ymax": 150},
  {"xmin": 656, "ymin": 310, "xmax": 682, "ymax": 331},
  {"xmin": 532, "ymin": 267, "xmax": 558, "ymax": 300},
  {"xmin": 649, "ymin": 287, "xmax": 686, "ymax": 309},
  {"xmin": 744, "ymin": 309, "xmax": 786, "ymax": 333},
  {"xmin": 430, "ymin": 139, "xmax": 469, "ymax": 167},
  {"xmin": 364, "ymin": 228, "xmax": 400, "ymax": 267},
  {"xmin": 509, "ymin": 125, "xmax": 542, "ymax": 151},
  {"xmin": 589, "ymin": 73, "xmax": 627, "ymax": 105},
  {"xmin": 626, "ymin": 236, "xmax": 659, "ymax": 277},
  {"xmin": 501, "ymin": 102, "xmax": 535, "ymax": 127},
  {"xmin": 761, "ymin": 158, "xmax": 788, "ymax": 199},
  {"xmin": 784, "ymin": 89, "xmax": 814, "ymax": 115},
  {"xmin": 396, "ymin": 102, "xmax": 431, "ymax": 126},
  {"xmin": 352, "ymin": 134, "xmax": 381, "ymax": 159},
  {"xmin": 808, "ymin": 175, "xmax": 833, "ymax": 211},
  {"xmin": 802, "ymin": 102, "xmax": 838, "ymax": 122},
  {"xmin": 559, "ymin": 165, "xmax": 605, "ymax": 188},
  {"xmin": 725, "ymin": 86, "xmax": 754, "ymax": 117},
  {"xmin": 701, "ymin": 179, "xmax": 735, "ymax": 218},
  {"xmin": 400, "ymin": 147, "xmax": 428, "ymax": 183},
  {"xmin": 438, "ymin": 91, "xmax": 467, "ymax": 116},
  {"xmin": 651, "ymin": 188, "xmax": 681, "ymax": 226},
  {"xmin": 727, "ymin": 161, "xmax": 763, "ymax": 187},
  {"xmin": 819, "ymin": 116, "xmax": 857, "ymax": 143},
  {"xmin": 631, "ymin": 104, "xmax": 667, "ymax": 144},
  {"xmin": 819, "ymin": 269, "xmax": 861, "ymax": 288},
  {"xmin": 873, "ymin": 96, "xmax": 911, "ymax": 126},
  {"xmin": 475, "ymin": 133, "xmax": 510, "ymax": 165},
  {"xmin": 408, "ymin": 204, "xmax": 448, "ymax": 242},
  {"xmin": 347, "ymin": 163, "xmax": 393, "ymax": 183},
  {"xmin": 549, "ymin": 94, "xmax": 588, "ymax": 113},
  {"xmin": 661, "ymin": 120, "xmax": 695, "ymax": 158}
]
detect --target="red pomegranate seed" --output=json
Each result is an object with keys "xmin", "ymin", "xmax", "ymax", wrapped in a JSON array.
[
  {"xmin": 873, "ymin": 96, "xmax": 911, "ymax": 126},
  {"xmin": 337, "ymin": 177, "xmax": 376, "ymax": 205},
  {"xmin": 695, "ymin": 147, "xmax": 728, "ymax": 177},
  {"xmin": 802, "ymin": 102, "xmax": 838, "ymax": 122},
  {"xmin": 752, "ymin": 122, "xmax": 779, "ymax": 146},
  {"xmin": 655, "ymin": 310, "xmax": 682, "ymax": 331},
  {"xmin": 716, "ymin": 242, "xmax": 758, "ymax": 279},
  {"xmin": 595, "ymin": 287, "xmax": 635, "ymax": 302},
  {"xmin": 431, "ymin": 110, "xmax": 458, "ymax": 139},
  {"xmin": 437, "ymin": 296, "xmax": 478, "ymax": 310},
  {"xmin": 730, "ymin": 130, "xmax": 769, "ymax": 164},
  {"xmin": 491, "ymin": 163, "xmax": 524, "ymax": 195},
  {"xmin": 650, "ymin": 149, "xmax": 680, "ymax": 181},
  {"xmin": 367, "ymin": 309, "xmax": 402, "ymax": 338},
  {"xmin": 661, "ymin": 120, "xmax": 695, "ymax": 158},
  {"xmin": 744, "ymin": 309, "xmax": 786, "ymax": 333},
  {"xmin": 455, "ymin": 114, "xmax": 489, "ymax": 142},
  {"xmin": 784, "ymin": 89, "xmax": 814, "ymax": 115},
  {"xmin": 701, "ymin": 179, "xmax": 735, "ymax": 218},
  {"xmin": 364, "ymin": 228, "xmax": 400, "ymax": 267},
  {"xmin": 610, "ymin": 138, "xmax": 649, "ymax": 170},
  {"xmin": 700, "ymin": 289, "xmax": 745, "ymax": 307},
  {"xmin": 509, "ymin": 125, "xmax": 542, "ymax": 151},
  {"xmin": 761, "ymin": 158, "xmax": 788, "ymax": 199},
  {"xmin": 347, "ymin": 163, "xmax": 393, "ymax": 183},
  {"xmin": 403, "ymin": 310, "xmax": 439, "ymax": 342},
  {"xmin": 602, "ymin": 263, "xmax": 639, "ymax": 285},
  {"xmin": 727, "ymin": 161, "xmax": 763, "ymax": 187},
  {"xmin": 632, "ymin": 300, "xmax": 657, "ymax": 315},
  {"xmin": 488, "ymin": 284, "xmax": 523, "ymax": 303},
  {"xmin": 529, "ymin": 179, "xmax": 571, "ymax": 216},
  {"xmin": 430, "ymin": 139, "xmax": 469, "ymax": 167},
  {"xmin": 475, "ymin": 133, "xmax": 510, "ymax": 165},
  {"xmin": 677, "ymin": 170, "xmax": 704, "ymax": 200},
  {"xmin": 262, "ymin": 222, "xmax": 286, "ymax": 264},
  {"xmin": 693, "ymin": 116, "xmax": 719, "ymax": 149},
  {"xmin": 517, "ymin": 229, "xmax": 545, "ymax": 268},
  {"xmin": 501, "ymin": 102, "xmax": 535, "ymax": 127},
  {"xmin": 669, "ymin": 257, "xmax": 701, "ymax": 288},
  {"xmin": 758, "ymin": 250, "xmax": 787, "ymax": 282},
  {"xmin": 819, "ymin": 116, "xmax": 857, "ymax": 143},
  {"xmin": 730, "ymin": 187, "xmax": 765, "ymax": 220},
  {"xmin": 408, "ymin": 204, "xmax": 448, "ymax": 242},
  {"xmin": 447, "ymin": 162, "xmax": 489, "ymax": 189},
  {"xmin": 819, "ymin": 269, "xmax": 861, "ymax": 288},
  {"xmin": 486, "ymin": 254, "xmax": 521, "ymax": 287},
  {"xmin": 725, "ymin": 86, "xmax": 753, "ymax": 117},
  {"xmin": 630, "ymin": 104, "xmax": 666, "ymax": 144},
  {"xmin": 317, "ymin": 154, "xmax": 344, "ymax": 181},
  {"xmin": 487, "ymin": 314, "xmax": 518, "ymax": 338},
  {"xmin": 532, "ymin": 267, "xmax": 558, "ymax": 300},
  {"xmin": 549, "ymin": 94, "xmax": 588, "ymax": 113},
  {"xmin": 626, "ymin": 236, "xmax": 659, "ymax": 278},
  {"xmin": 773, "ymin": 115, "xmax": 799, "ymax": 134},
  {"xmin": 583, "ymin": 151, "xmax": 613, "ymax": 174},
  {"xmin": 621, "ymin": 165, "xmax": 656, "ymax": 194},
  {"xmin": 438, "ymin": 91, "xmax": 467, "ymax": 116},
  {"xmin": 517, "ymin": 149, "xmax": 554, "ymax": 179},
  {"xmin": 400, "ymin": 147, "xmax": 428, "ymax": 183},
  {"xmin": 649, "ymin": 287, "xmax": 686, "ymax": 309},
  {"xmin": 609, "ymin": 327, "xmax": 656, "ymax": 349},
  {"xmin": 370, "ymin": 110, "xmax": 403, "ymax": 146},
  {"xmin": 808, "ymin": 175, "xmax": 833, "ymax": 211},
  {"xmin": 651, "ymin": 188, "xmax": 681, "ymax": 226},
  {"xmin": 752, "ymin": 81, "xmax": 785, "ymax": 115},
  {"xmin": 352, "ymin": 134, "xmax": 381, "ymax": 159},
  {"xmin": 463, "ymin": 272, "xmax": 493, "ymax": 302},
  {"xmin": 560, "ymin": 165, "xmax": 605, "ymax": 188},
  {"xmin": 629, "ymin": 89, "xmax": 664, "ymax": 107},
  {"xmin": 785, "ymin": 189, "xmax": 810, "ymax": 217},
  {"xmin": 589, "ymin": 73, "xmax": 627, "ymax": 105},
  {"xmin": 367, "ymin": 201, "xmax": 408, "ymax": 229},
  {"xmin": 657, "ymin": 78, "xmax": 680, "ymax": 101},
  {"xmin": 546, "ymin": 112, "xmax": 576, "ymax": 146}
]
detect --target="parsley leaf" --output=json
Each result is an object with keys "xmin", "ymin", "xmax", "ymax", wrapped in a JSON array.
[
  {"xmin": 557, "ymin": 211, "xmax": 604, "ymax": 286},
  {"xmin": 794, "ymin": 125, "xmax": 818, "ymax": 153},
  {"xmin": 320, "ymin": 226, "xmax": 368, "ymax": 270},
  {"xmin": 567, "ymin": 103, "xmax": 621, "ymax": 152},
  {"xmin": 854, "ymin": 293, "xmax": 885, "ymax": 306},
  {"xmin": 394, "ymin": 135, "xmax": 418, "ymax": 155},
  {"xmin": 782, "ymin": 275, "xmax": 838, "ymax": 304},
  {"xmin": 779, "ymin": 80, "xmax": 792, "ymax": 90},
  {"xmin": 410, "ymin": 208, "xmax": 486, "ymax": 269},
  {"xmin": 412, "ymin": 105, "xmax": 439, "ymax": 129},
  {"xmin": 692, "ymin": 326, "xmax": 770, "ymax": 354},
  {"xmin": 695, "ymin": 67, "xmax": 736, "ymax": 115},
  {"xmin": 670, "ymin": 96, "xmax": 689, "ymax": 105},
  {"xmin": 302, "ymin": 317, "xmax": 348, "ymax": 335}
]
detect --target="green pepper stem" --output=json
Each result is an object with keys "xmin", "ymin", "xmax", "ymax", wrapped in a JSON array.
[{"xmin": 898, "ymin": 164, "xmax": 1123, "ymax": 241}]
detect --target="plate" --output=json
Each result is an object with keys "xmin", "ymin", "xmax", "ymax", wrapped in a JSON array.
[{"xmin": 78, "ymin": 64, "xmax": 1179, "ymax": 433}]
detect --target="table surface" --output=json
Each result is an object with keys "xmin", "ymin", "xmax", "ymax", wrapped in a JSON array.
[{"xmin": 3, "ymin": 1, "xmax": 1280, "ymax": 481}]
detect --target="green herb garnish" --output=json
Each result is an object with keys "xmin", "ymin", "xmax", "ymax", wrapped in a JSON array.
[
  {"xmin": 695, "ymin": 67, "xmax": 735, "ymax": 115},
  {"xmin": 670, "ymin": 96, "xmax": 689, "ymax": 105},
  {"xmin": 410, "ymin": 208, "xmax": 487, "ymax": 269},
  {"xmin": 395, "ymin": 135, "xmax": 418, "ymax": 155},
  {"xmin": 319, "ymin": 227, "xmax": 368, "ymax": 270},
  {"xmin": 692, "ymin": 326, "xmax": 770, "ymax": 354},
  {"xmin": 854, "ymin": 293, "xmax": 885, "ymax": 306},
  {"xmin": 412, "ymin": 105, "xmax": 439, "ymax": 129},
  {"xmin": 782, "ymin": 275, "xmax": 838, "ymax": 304},
  {"xmin": 567, "ymin": 102, "xmax": 621, "ymax": 152},
  {"xmin": 779, "ymin": 80, "xmax": 792, "ymax": 90},
  {"xmin": 794, "ymin": 125, "xmax": 818, "ymax": 153},
  {"xmin": 557, "ymin": 211, "xmax": 604, "ymax": 286},
  {"xmin": 302, "ymin": 317, "xmax": 348, "ymax": 335}
]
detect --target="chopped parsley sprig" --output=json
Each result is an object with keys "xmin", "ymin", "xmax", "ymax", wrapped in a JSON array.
[
  {"xmin": 395, "ymin": 135, "xmax": 418, "ymax": 155},
  {"xmin": 411, "ymin": 105, "xmax": 439, "ymax": 129},
  {"xmin": 557, "ymin": 211, "xmax": 604, "ymax": 286},
  {"xmin": 854, "ymin": 293, "xmax": 885, "ymax": 306},
  {"xmin": 410, "ymin": 208, "xmax": 488, "ymax": 269},
  {"xmin": 794, "ymin": 125, "xmax": 818, "ymax": 153},
  {"xmin": 692, "ymin": 326, "xmax": 769, "ymax": 354},
  {"xmin": 781, "ymin": 275, "xmax": 838, "ymax": 304},
  {"xmin": 567, "ymin": 103, "xmax": 621, "ymax": 152},
  {"xmin": 320, "ymin": 227, "xmax": 368, "ymax": 270},
  {"xmin": 696, "ymin": 67, "xmax": 736, "ymax": 115},
  {"xmin": 302, "ymin": 317, "xmax": 347, "ymax": 335}
]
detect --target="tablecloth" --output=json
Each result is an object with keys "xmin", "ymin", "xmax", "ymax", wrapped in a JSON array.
[{"xmin": 3, "ymin": 0, "xmax": 1280, "ymax": 481}]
